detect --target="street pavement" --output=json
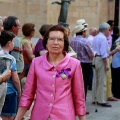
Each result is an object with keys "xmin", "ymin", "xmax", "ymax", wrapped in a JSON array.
[{"xmin": 76, "ymin": 90, "xmax": 120, "ymax": 120}]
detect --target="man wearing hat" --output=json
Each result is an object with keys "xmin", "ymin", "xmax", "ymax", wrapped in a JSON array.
[
  {"xmin": 76, "ymin": 19, "xmax": 88, "ymax": 27},
  {"xmin": 70, "ymin": 24, "xmax": 94, "ymax": 99},
  {"xmin": 73, "ymin": 19, "xmax": 88, "ymax": 38}
]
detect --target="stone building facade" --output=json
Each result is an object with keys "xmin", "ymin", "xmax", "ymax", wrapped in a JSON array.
[{"xmin": 0, "ymin": 0, "xmax": 117, "ymax": 37}]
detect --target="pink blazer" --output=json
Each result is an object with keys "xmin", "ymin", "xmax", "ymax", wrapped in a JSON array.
[{"xmin": 19, "ymin": 53, "xmax": 86, "ymax": 120}]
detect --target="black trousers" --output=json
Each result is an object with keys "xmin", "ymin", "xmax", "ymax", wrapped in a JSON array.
[
  {"xmin": 111, "ymin": 67, "xmax": 120, "ymax": 98},
  {"xmin": 88, "ymin": 63, "xmax": 93, "ymax": 90},
  {"xmin": 81, "ymin": 62, "xmax": 91, "ymax": 98}
]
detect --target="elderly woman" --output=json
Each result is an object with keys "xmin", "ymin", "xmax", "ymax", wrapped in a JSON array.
[{"xmin": 15, "ymin": 25, "xmax": 86, "ymax": 120}]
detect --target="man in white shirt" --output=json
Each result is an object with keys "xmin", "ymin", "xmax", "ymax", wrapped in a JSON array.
[
  {"xmin": 87, "ymin": 28, "xmax": 97, "ymax": 48},
  {"xmin": 87, "ymin": 27, "xmax": 97, "ymax": 90}
]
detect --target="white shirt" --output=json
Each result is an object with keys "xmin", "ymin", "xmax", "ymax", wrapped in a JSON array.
[
  {"xmin": 92, "ymin": 32, "xmax": 109, "ymax": 58},
  {"xmin": 87, "ymin": 35, "xmax": 94, "ymax": 48}
]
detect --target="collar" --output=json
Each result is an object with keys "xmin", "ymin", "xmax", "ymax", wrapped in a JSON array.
[
  {"xmin": 42, "ymin": 52, "xmax": 71, "ymax": 71},
  {"xmin": 88, "ymin": 35, "xmax": 94, "ymax": 38},
  {"xmin": 0, "ymin": 50, "xmax": 9, "ymax": 55},
  {"xmin": 99, "ymin": 32, "xmax": 106, "ymax": 37}
]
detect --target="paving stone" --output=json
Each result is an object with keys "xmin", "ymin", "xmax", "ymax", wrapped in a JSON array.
[{"xmin": 76, "ymin": 90, "xmax": 120, "ymax": 120}]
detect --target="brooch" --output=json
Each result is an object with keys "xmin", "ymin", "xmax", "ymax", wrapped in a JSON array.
[{"xmin": 56, "ymin": 68, "xmax": 71, "ymax": 80}]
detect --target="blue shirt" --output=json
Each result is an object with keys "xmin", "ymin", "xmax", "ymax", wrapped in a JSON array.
[
  {"xmin": 112, "ymin": 37, "xmax": 120, "ymax": 68},
  {"xmin": 92, "ymin": 32, "xmax": 109, "ymax": 58},
  {"xmin": 2, "ymin": 51, "xmax": 17, "ymax": 95}
]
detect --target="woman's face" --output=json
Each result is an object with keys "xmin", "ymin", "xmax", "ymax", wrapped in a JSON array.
[
  {"xmin": 111, "ymin": 22, "xmax": 114, "ymax": 30},
  {"xmin": 46, "ymin": 31, "xmax": 64, "ymax": 54},
  {"xmin": 30, "ymin": 29, "xmax": 35, "ymax": 38}
]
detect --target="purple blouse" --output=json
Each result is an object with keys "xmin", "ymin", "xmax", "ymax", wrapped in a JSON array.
[{"xmin": 34, "ymin": 38, "xmax": 45, "ymax": 57}]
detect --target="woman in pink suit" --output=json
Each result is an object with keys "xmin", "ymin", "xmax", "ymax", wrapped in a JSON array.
[{"xmin": 15, "ymin": 25, "xmax": 86, "ymax": 120}]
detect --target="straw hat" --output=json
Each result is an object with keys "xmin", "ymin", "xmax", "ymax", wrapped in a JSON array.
[
  {"xmin": 77, "ymin": 19, "xmax": 88, "ymax": 26},
  {"xmin": 74, "ymin": 24, "xmax": 88, "ymax": 33}
]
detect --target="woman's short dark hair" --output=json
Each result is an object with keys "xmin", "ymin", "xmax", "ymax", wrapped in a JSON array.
[
  {"xmin": 0, "ymin": 30, "xmax": 15, "ymax": 47},
  {"xmin": 39, "ymin": 24, "xmax": 53, "ymax": 37},
  {"xmin": 107, "ymin": 20, "xmax": 114, "ymax": 26},
  {"xmin": 43, "ymin": 25, "xmax": 69, "ymax": 52},
  {"xmin": 22, "ymin": 23, "xmax": 35, "ymax": 36}
]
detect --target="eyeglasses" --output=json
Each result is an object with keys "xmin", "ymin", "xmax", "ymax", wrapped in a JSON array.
[{"xmin": 48, "ymin": 37, "xmax": 64, "ymax": 43}]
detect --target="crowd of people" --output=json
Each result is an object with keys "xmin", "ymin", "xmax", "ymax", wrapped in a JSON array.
[{"xmin": 0, "ymin": 15, "xmax": 120, "ymax": 120}]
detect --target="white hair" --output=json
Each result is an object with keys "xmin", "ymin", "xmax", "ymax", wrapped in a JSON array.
[
  {"xmin": 89, "ymin": 27, "xmax": 97, "ymax": 35},
  {"xmin": 99, "ymin": 22, "xmax": 110, "ymax": 32}
]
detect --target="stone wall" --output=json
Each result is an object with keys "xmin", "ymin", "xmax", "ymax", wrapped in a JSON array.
[
  {"xmin": 0, "ymin": 0, "xmax": 47, "ymax": 37},
  {"xmin": 0, "ymin": 0, "xmax": 116, "ymax": 37}
]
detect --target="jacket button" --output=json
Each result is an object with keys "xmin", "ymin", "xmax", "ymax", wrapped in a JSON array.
[
  {"xmin": 50, "ymin": 103, "xmax": 53, "ymax": 106},
  {"xmin": 51, "ymin": 84, "xmax": 55, "ymax": 87},
  {"xmin": 51, "ymin": 94, "xmax": 54, "ymax": 97},
  {"xmin": 53, "ymin": 75, "xmax": 56, "ymax": 78}
]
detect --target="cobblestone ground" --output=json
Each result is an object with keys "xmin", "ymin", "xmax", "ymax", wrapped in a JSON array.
[{"xmin": 76, "ymin": 90, "xmax": 120, "ymax": 120}]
